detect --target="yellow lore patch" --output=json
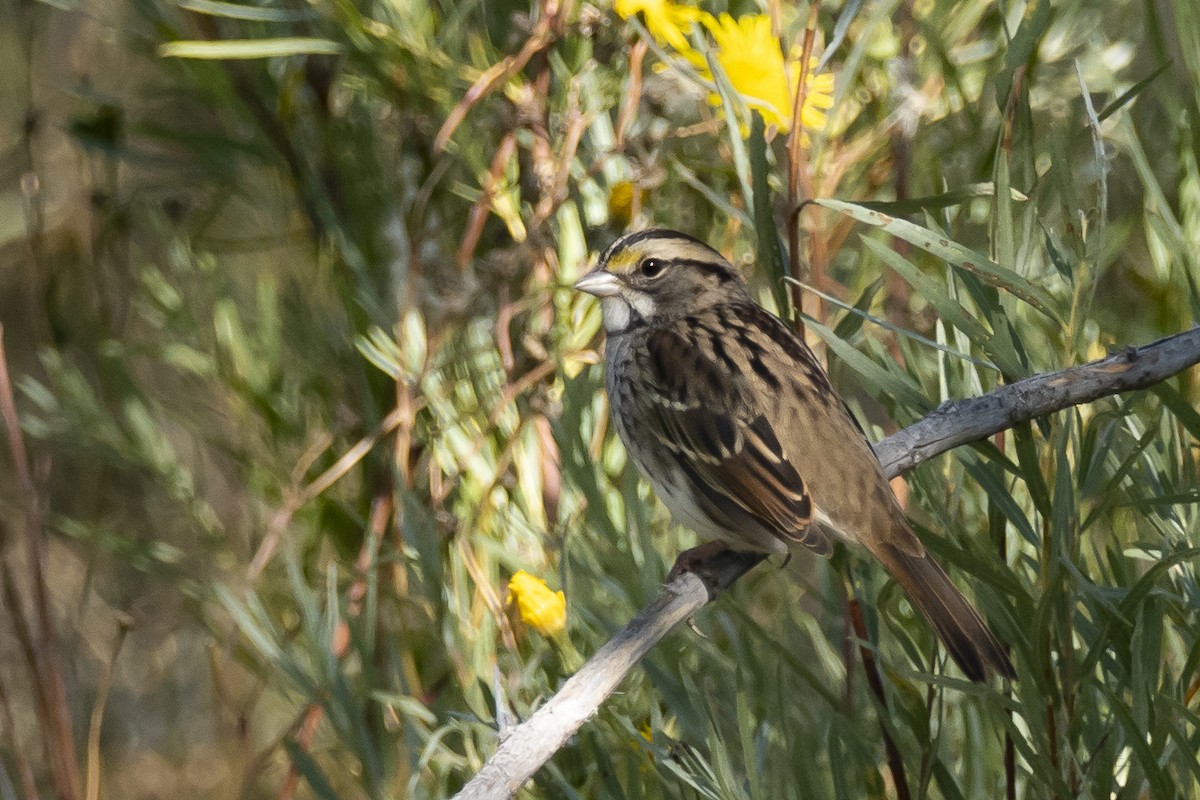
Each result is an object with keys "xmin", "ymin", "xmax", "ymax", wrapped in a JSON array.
[{"xmin": 605, "ymin": 248, "xmax": 643, "ymax": 275}]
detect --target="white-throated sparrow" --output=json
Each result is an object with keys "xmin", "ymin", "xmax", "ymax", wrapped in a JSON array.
[{"xmin": 575, "ymin": 228, "xmax": 1015, "ymax": 682}]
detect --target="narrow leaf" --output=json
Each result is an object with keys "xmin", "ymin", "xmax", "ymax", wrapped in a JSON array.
[
  {"xmin": 283, "ymin": 740, "xmax": 341, "ymax": 800},
  {"xmin": 1098, "ymin": 61, "xmax": 1172, "ymax": 122},
  {"xmin": 802, "ymin": 318, "xmax": 931, "ymax": 412},
  {"xmin": 749, "ymin": 113, "xmax": 789, "ymax": 315},
  {"xmin": 861, "ymin": 238, "xmax": 994, "ymax": 350},
  {"xmin": 159, "ymin": 38, "xmax": 342, "ymax": 59},
  {"xmin": 174, "ymin": 0, "xmax": 316, "ymax": 21},
  {"xmin": 856, "ymin": 182, "xmax": 1027, "ymax": 215},
  {"xmin": 813, "ymin": 198, "xmax": 1061, "ymax": 320}
]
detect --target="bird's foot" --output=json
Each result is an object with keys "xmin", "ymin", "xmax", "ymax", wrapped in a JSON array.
[
  {"xmin": 667, "ymin": 544, "xmax": 771, "ymax": 599},
  {"xmin": 666, "ymin": 541, "xmax": 737, "ymax": 583}
]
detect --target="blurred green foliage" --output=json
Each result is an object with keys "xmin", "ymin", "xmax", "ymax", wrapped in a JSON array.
[{"xmin": 1, "ymin": 0, "xmax": 1198, "ymax": 797}]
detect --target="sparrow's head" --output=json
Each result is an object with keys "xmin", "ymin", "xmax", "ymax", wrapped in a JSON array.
[{"xmin": 574, "ymin": 229, "xmax": 747, "ymax": 334}]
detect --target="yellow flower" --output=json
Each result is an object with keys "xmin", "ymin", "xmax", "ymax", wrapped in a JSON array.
[
  {"xmin": 508, "ymin": 570, "xmax": 566, "ymax": 636},
  {"xmin": 615, "ymin": 0, "xmax": 706, "ymax": 55},
  {"xmin": 704, "ymin": 13, "xmax": 835, "ymax": 135},
  {"xmin": 607, "ymin": 180, "xmax": 648, "ymax": 227}
]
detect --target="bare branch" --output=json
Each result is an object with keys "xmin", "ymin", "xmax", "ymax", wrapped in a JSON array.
[
  {"xmin": 872, "ymin": 327, "xmax": 1200, "ymax": 475},
  {"xmin": 452, "ymin": 326, "xmax": 1200, "ymax": 800}
]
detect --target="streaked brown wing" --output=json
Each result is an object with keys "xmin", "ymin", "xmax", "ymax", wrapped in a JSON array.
[{"xmin": 639, "ymin": 324, "xmax": 830, "ymax": 555}]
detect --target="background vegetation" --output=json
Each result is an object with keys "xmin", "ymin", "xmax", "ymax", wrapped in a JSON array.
[{"xmin": 1, "ymin": 0, "xmax": 1198, "ymax": 797}]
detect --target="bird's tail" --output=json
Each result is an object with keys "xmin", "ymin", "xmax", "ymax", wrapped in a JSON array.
[{"xmin": 874, "ymin": 541, "xmax": 1015, "ymax": 682}]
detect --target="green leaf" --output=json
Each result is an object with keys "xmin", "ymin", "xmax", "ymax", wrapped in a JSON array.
[
  {"xmin": 1075, "ymin": 61, "xmax": 1109, "ymax": 277},
  {"xmin": 672, "ymin": 159, "xmax": 752, "ymax": 226},
  {"xmin": 818, "ymin": 0, "xmax": 862, "ymax": 71},
  {"xmin": 1012, "ymin": 422, "xmax": 1052, "ymax": 520},
  {"xmin": 830, "ymin": 277, "xmax": 881, "ymax": 341},
  {"xmin": 1077, "ymin": 547, "xmax": 1200, "ymax": 677},
  {"xmin": 930, "ymin": 759, "xmax": 968, "ymax": 800},
  {"xmin": 1079, "ymin": 425, "xmax": 1158, "ymax": 532},
  {"xmin": 158, "ymin": 38, "xmax": 342, "ymax": 59},
  {"xmin": 174, "ymin": 0, "xmax": 316, "ymax": 21},
  {"xmin": 283, "ymin": 740, "xmax": 342, "ymax": 800},
  {"xmin": 357, "ymin": 327, "xmax": 403, "ymax": 380},
  {"xmin": 802, "ymin": 318, "xmax": 931, "ymax": 412},
  {"xmin": 994, "ymin": 145, "xmax": 1015, "ymax": 285},
  {"xmin": 813, "ymin": 198, "xmax": 1061, "ymax": 320},
  {"xmin": 855, "ymin": 182, "xmax": 1027, "ymax": 215},
  {"xmin": 1120, "ymin": 490, "xmax": 1200, "ymax": 508},
  {"xmin": 995, "ymin": 0, "xmax": 1050, "ymax": 109},
  {"xmin": 1098, "ymin": 61, "xmax": 1172, "ymax": 122},
  {"xmin": 959, "ymin": 450, "xmax": 1039, "ymax": 546},
  {"xmin": 861, "ymin": 237, "xmax": 993, "ymax": 351},
  {"xmin": 749, "ymin": 113, "xmax": 789, "ymax": 316},
  {"xmin": 1049, "ymin": 422, "xmax": 1077, "ymax": 560},
  {"xmin": 705, "ymin": 50, "xmax": 754, "ymax": 214},
  {"xmin": 1098, "ymin": 683, "xmax": 1175, "ymax": 799},
  {"xmin": 1040, "ymin": 222, "xmax": 1076, "ymax": 282},
  {"xmin": 217, "ymin": 586, "xmax": 284, "ymax": 663},
  {"xmin": 1151, "ymin": 382, "xmax": 1200, "ymax": 443},
  {"xmin": 792, "ymin": 274, "xmax": 997, "ymax": 369},
  {"xmin": 986, "ymin": 309, "xmax": 1034, "ymax": 380}
]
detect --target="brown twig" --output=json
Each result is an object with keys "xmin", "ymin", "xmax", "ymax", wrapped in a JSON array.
[
  {"xmin": 457, "ymin": 131, "xmax": 519, "ymax": 270},
  {"xmin": 785, "ymin": 6, "xmax": 822, "ymax": 334},
  {"xmin": 848, "ymin": 598, "xmax": 911, "ymax": 800},
  {"xmin": 614, "ymin": 39, "xmax": 647, "ymax": 150},
  {"xmin": 534, "ymin": 85, "xmax": 588, "ymax": 224},
  {"xmin": 85, "ymin": 615, "xmax": 131, "ymax": 800},
  {"xmin": 274, "ymin": 707, "xmax": 324, "ymax": 800},
  {"xmin": 434, "ymin": 0, "xmax": 575, "ymax": 152},
  {"xmin": 496, "ymin": 288, "xmax": 518, "ymax": 374},
  {"xmin": 0, "ymin": 324, "xmax": 81, "ymax": 800},
  {"xmin": 248, "ymin": 403, "xmax": 416, "ymax": 580},
  {"xmin": 535, "ymin": 414, "xmax": 562, "ymax": 529},
  {"xmin": 0, "ymin": 560, "xmax": 44, "ymax": 800}
]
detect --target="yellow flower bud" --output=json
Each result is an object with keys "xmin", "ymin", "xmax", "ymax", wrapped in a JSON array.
[
  {"xmin": 508, "ymin": 570, "xmax": 567, "ymax": 637},
  {"xmin": 607, "ymin": 180, "xmax": 648, "ymax": 227}
]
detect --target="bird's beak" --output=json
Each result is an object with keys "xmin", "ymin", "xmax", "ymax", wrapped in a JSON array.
[{"xmin": 573, "ymin": 269, "xmax": 621, "ymax": 298}]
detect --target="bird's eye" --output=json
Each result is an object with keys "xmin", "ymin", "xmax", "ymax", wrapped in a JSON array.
[{"xmin": 639, "ymin": 258, "xmax": 666, "ymax": 279}]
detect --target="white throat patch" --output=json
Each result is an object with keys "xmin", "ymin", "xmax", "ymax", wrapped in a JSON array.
[
  {"xmin": 600, "ymin": 292, "xmax": 656, "ymax": 333},
  {"xmin": 628, "ymin": 291, "xmax": 656, "ymax": 319},
  {"xmin": 600, "ymin": 296, "xmax": 630, "ymax": 332}
]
